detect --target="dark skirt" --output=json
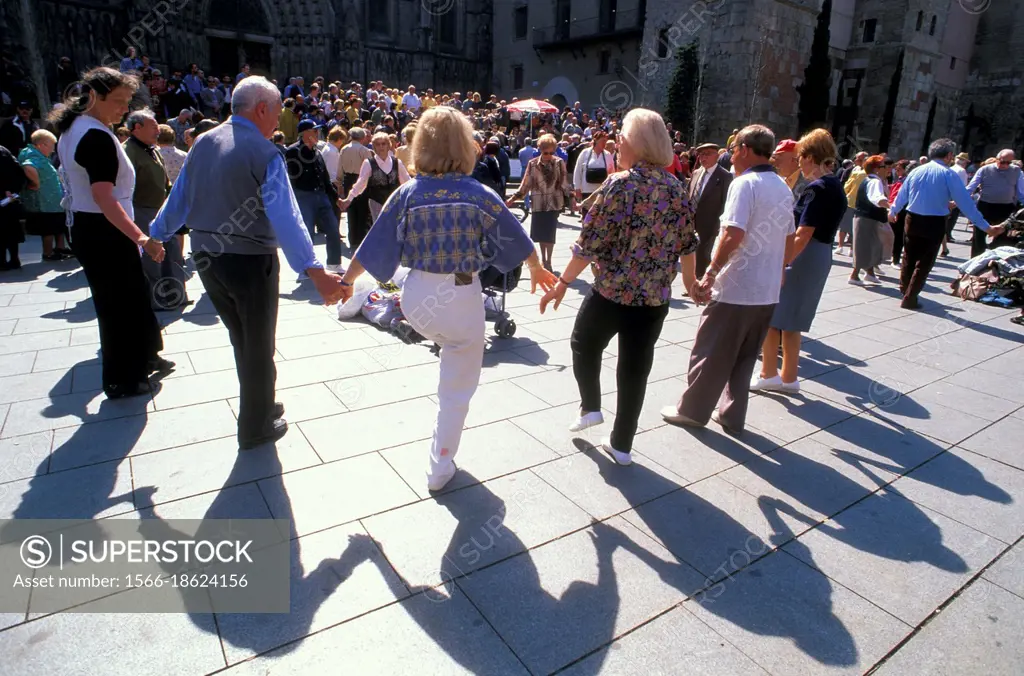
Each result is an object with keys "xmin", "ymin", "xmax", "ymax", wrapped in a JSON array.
[
  {"xmin": 771, "ymin": 238, "xmax": 832, "ymax": 333},
  {"xmin": 25, "ymin": 210, "xmax": 67, "ymax": 237},
  {"xmin": 529, "ymin": 210, "xmax": 559, "ymax": 244}
]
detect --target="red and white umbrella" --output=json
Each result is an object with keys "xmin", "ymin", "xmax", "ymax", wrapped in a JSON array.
[{"xmin": 506, "ymin": 98, "xmax": 560, "ymax": 114}]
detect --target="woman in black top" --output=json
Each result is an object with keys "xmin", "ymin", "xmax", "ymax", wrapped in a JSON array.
[
  {"xmin": 753, "ymin": 129, "xmax": 847, "ymax": 394},
  {"xmin": 51, "ymin": 67, "xmax": 172, "ymax": 399}
]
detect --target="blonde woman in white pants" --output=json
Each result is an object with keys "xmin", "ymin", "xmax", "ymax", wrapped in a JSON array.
[{"xmin": 340, "ymin": 107, "xmax": 556, "ymax": 492}]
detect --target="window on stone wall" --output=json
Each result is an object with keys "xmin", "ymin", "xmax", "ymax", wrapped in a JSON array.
[
  {"xmin": 657, "ymin": 28, "xmax": 670, "ymax": 58},
  {"xmin": 599, "ymin": 50, "xmax": 611, "ymax": 74},
  {"xmin": 862, "ymin": 19, "xmax": 876, "ymax": 43},
  {"xmin": 436, "ymin": 8, "xmax": 458, "ymax": 49},
  {"xmin": 514, "ymin": 6, "xmax": 528, "ymax": 40},
  {"xmin": 916, "ymin": 11, "xmax": 923, "ymax": 31},
  {"xmin": 950, "ymin": 56, "xmax": 957, "ymax": 70},
  {"xmin": 512, "ymin": 65, "xmax": 524, "ymax": 90},
  {"xmin": 929, "ymin": 16, "xmax": 936, "ymax": 36},
  {"xmin": 368, "ymin": 0, "xmax": 391, "ymax": 37}
]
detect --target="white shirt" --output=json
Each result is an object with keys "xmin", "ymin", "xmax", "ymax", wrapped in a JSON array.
[
  {"xmin": 713, "ymin": 167, "xmax": 795, "ymax": 306},
  {"xmin": 347, "ymin": 153, "xmax": 411, "ymax": 201},
  {"xmin": 572, "ymin": 147, "xmax": 615, "ymax": 194},
  {"xmin": 952, "ymin": 162, "xmax": 968, "ymax": 187},
  {"xmin": 864, "ymin": 175, "xmax": 888, "ymax": 206},
  {"xmin": 318, "ymin": 141, "xmax": 341, "ymax": 183},
  {"xmin": 696, "ymin": 167, "xmax": 712, "ymax": 198},
  {"xmin": 402, "ymin": 93, "xmax": 421, "ymax": 112},
  {"xmin": 57, "ymin": 115, "xmax": 136, "ymax": 221}
]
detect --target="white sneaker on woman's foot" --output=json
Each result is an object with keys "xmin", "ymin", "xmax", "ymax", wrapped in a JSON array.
[
  {"xmin": 750, "ymin": 374, "xmax": 784, "ymax": 392},
  {"xmin": 863, "ymin": 273, "xmax": 882, "ymax": 285},
  {"xmin": 601, "ymin": 437, "xmax": 632, "ymax": 466},
  {"xmin": 569, "ymin": 411, "xmax": 605, "ymax": 432},
  {"xmin": 777, "ymin": 379, "xmax": 801, "ymax": 394},
  {"xmin": 426, "ymin": 463, "xmax": 458, "ymax": 492}
]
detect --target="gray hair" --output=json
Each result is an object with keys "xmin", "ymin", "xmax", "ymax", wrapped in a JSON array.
[
  {"xmin": 349, "ymin": 127, "xmax": 366, "ymax": 141},
  {"xmin": 125, "ymin": 108, "xmax": 156, "ymax": 131},
  {"xmin": 928, "ymin": 138, "xmax": 957, "ymax": 160},
  {"xmin": 735, "ymin": 124, "xmax": 775, "ymax": 158},
  {"xmin": 997, "ymin": 148, "xmax": 1015, "ymax": 159},
  {"xmin": 231, "ymin": 76, "xmax": 281, "ymax": 115}
]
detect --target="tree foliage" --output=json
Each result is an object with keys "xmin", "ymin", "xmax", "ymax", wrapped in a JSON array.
[{"xmin": 665, "ymin": 42, "xmax": 700, "ymax": 141}]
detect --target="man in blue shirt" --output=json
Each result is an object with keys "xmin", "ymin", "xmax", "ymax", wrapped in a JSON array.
[
  {"xmin": 150, "ymin": 76, "xmax": 345, "ymax": 449},
  {"xmin": 517, "ymin": 139, "xmax": 538, "ymax": 210},
  {"xmin": 889, "ymin": 138, "xmax": 1005, "ymax": 309},
  {"xmin": 118, "ymin": 46, "xmax": 144, "ymax": 73}
]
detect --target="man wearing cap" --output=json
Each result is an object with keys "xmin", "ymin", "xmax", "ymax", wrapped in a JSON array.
[
  {"xmin": 772, "ymin": 139, "xmax": 807, "ymax": 199},
  {"xmin": 688, "ymin": 142, "xmax": 733, "ymax": 278},
  {"xmin": 0, "ymin": 101, "xmax": 38, "ymax": 156},
  {"xmin": 286, "ymin": 119, "xmax": 344, "ymax": 273}
]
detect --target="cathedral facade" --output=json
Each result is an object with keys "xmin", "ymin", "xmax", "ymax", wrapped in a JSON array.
[{"xmin": 1, "ymin": 0, "xmax": 492, "ymax": 110}]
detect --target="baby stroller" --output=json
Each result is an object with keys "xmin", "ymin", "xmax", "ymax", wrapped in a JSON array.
[
  {"xmin": 479, "ymin": 263, "xmax": 522, "ymax": 338},
  {"xmin": 428, "ymin": 263, "xmax": 522, "ymax": 357}
]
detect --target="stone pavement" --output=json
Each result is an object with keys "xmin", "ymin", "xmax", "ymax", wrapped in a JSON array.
[{"xmin": 1, "ymin": 216, "xmax": 1022, "ymax": 676}]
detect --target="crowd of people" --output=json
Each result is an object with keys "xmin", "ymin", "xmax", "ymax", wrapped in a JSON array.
[{"xmin": 0, "ymin": 53, "xmax": 1020, "ymax": 492}]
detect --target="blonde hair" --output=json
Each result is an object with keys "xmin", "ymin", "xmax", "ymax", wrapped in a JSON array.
[
  {"xmin": 620, "ymin": 108, "xmax": 673, "ymax": 166},
  {"xmin": 795, "ymin": 128, "xmax": 837, "ymax": 166},
  {"xmin": 30, "ymin": 129, "xmax": 57, "ymax": 146},
  {"xmin": 412, "ymin": 107, "xmax": 478, "ymax": 176},
  {"xmin": 327, "ymin": 125, "xmax": 349, "ymax": 144},
  {"xmin": 537, "ymin": 133, "xmax": 558, "ymax": 153},
  {"xmin": 403, "ymin": 124, "xmax": 417, "ymax": 144},
  {"xmin": 156, "ymin": 124, "xmax": 175, "ymax": 145}
]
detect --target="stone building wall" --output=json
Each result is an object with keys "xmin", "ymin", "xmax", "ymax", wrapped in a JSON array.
[{"xmin": 0, "ymin": 0, "xmax": 492, "ymax": 113}]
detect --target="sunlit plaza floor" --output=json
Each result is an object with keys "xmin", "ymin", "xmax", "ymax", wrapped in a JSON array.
[{"xmin": 1, "ymin": 215, "xmax": 1023, "ymax": 675}]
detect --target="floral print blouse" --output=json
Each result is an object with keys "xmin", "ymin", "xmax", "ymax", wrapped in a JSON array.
[{"xmin": 571, "ymin": 162, "xmax": 698, "ymax": 307}]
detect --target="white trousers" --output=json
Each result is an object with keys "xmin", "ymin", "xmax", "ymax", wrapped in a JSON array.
[{"xmin": 401, "ymin": 270, "xmax": 485, "ymax": 478}]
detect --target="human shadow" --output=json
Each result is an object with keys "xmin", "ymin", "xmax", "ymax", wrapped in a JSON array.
[
  {"xmin": 43, "ymin": 268, "xmax": 89, "ymax": 293},
  {"xmin": 363, "ymin": 471, "xmax": 628, "ymax": 675},
  {"xmin": 136, "ymin": 444, "xmax": 380, "ymax": 660},
  {"xmin": 571, "ymin": 438, "xmax": 862, "ymax": 668}
]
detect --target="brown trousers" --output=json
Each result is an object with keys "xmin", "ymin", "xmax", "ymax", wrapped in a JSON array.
[
  {"xmin": 677, "ymin": 300, "xmax": 776, "ymax": 432},
  {"xmin": 900, "ymin": 213, "xmax": 945, "ymax": 303}
]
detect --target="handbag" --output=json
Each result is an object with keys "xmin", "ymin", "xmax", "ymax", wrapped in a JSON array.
[{"xmin": 584, "ymin": 149, "xmax": 608, "ymax": 184}]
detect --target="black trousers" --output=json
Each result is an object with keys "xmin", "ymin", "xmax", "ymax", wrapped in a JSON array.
[
  {"xmin": 570, "ymin": 289, "xmax": 669, "ymax": 452},
  {"xmin": 72, "ymin": 213, "xmax": 163, "ymax": 391},
  {"xmin": 893, "ymin": 210, "xmax": 907, "ymax": 263},
  {"xmin": 901, "ymin": 213, "xmax": 945, "ymax": 302},
  {"xmin": 194, "ymin": 251, "xmax": 279, "ymax": 443},
  {"xmin": 973, "ymin": 201, "xmax": 1016, "ymax": 258},
  {"xmin": 342, "ymin": 172, "xmax": 371, "ymax": 251},
  {"xmin": 946, "ymin": 207, "xmax": 960, "ymax": 239}
]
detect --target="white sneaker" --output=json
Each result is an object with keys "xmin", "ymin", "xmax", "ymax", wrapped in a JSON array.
[
  {"xmin": 863, "ymin": 273, "xmax": 882, "ymax": 285},
  {"xmin": 426, "ymin": 463, "xmax": 458, "ymax": 492},
  {"xmin": 836, "ymin": 246, "xmax": 848, "ymax": 256},
  {"xmin": 601, "ymin": 437, "xmax": 632, "ymax": 466},
  {"xmin": 848, "ymin": 277, "xmax": 865, "ymax": 286},
  {"xmin": 891, "ymin": 259, "xmax": 902, "ymax": 269},
  {"xmin": 326, "ymin": 263, "xmax": 345, "ymax": 273},
  {"xmin": 750, "ymin": 374, "xmax": 783, "ymax": 391},
  {"xmin": 569, "ymin": 411, "xmax": 604, "ymax": 432},
  {"xmin": 777, "ymin": 379, "xmax": 801, "ymax": 394}
]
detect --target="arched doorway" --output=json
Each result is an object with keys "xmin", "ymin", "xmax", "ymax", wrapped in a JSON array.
[
  {"xmin": 549, "ymin": 94, "xmax": 568, "ymax": 111},
  {"xmin": 206, "ymin": 0, "xmax": 273, "ymax": 79}
]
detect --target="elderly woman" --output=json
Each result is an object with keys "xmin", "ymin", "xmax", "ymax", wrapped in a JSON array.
[
  {"xmin": 572, "ymin": 131, "xmax": 615, "ymax": 214},
  {"xmin": 51, "ymin": 66, "xmax": 171, "ymax": 398},
  {"xmin": 340, "ymin": 131, "xmax": 410, "ymax": 244},
  {"xmin": 850, "ymin": 154, "xmax": 892, "ymax": 285},
  {"xmin": 339, "ymin": 107, "xmax": 556, "ymax": 492},
  {"xmin": 540, "ymin": 108, "xmax": 699, "ymax": 466},
  {"xmin": 507, "ymin": 133, "xmax": 572, "ymax": 272},
  {"xmin": 18, "ymin": 129, "xmax": 70, "ymax": 261},
  {"xmin": 752, "ymin": 129, "xmax": 847, "ymax": 394}
]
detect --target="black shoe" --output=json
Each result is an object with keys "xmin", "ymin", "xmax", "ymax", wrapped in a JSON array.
[
  {"xmin": 7, "ymin": 258, "xmax": 20, "ymax": 269},
  {"xmin": 54, "ymin": 247, "xmax": 75, "ymax": 258},
  {"xmin": 274, "ymin": 402, "xmax": 285, "ymax": 419},
  {"xmin": 941, "ymin": 249, "xmax": 950, "ymax": 257},
  {"xmin": 148, "ymin": 357, "xmax": 176, "ymax": 375},
  {"xmin": 42, "ymin": 252, "xmax": 63, "ymax": 262},
  {"xmin": 1011, "ymin": 316, "xmax": 1024, "ymax": 326},
  {"xmin": 239, "ymin": 418, "xmax": 288, "ymax": 450},
  {"xmin": 104, "ymin": 381, "xmax": 153, "ymax": 399},
  {"xmin": 901, "ymin": 298, "xmax": 922, "ymax": 310}
]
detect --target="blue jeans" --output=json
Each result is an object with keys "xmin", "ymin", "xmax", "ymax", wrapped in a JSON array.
[{"xmin": 295, "ymin": 189, "xmax": 342, "ymax": 266}]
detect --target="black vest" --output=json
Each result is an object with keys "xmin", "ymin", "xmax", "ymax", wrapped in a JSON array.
[{"xmin": 854, "ymin": 178, "xmax": 887, "ymax": 222}]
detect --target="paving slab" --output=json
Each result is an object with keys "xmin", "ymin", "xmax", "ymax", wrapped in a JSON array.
[
  {"xmin": 888, "ymin": 447, "xmax": 1024, "ymax": 544},
  {"xmin": 458, "ymin": 516, "xmax": 705, "ymax": 675},
  {"xmin": 983, "ymin": 539, "xmax": 1024, "ymax": 600},
  {"xmin": 959, "ymin": 415, "xmax": 1024, "ymax": 471},
  {"xmin": 0, "ymin": 390, "xmax": 153, "ymax": 438},
  {"xmin": 873, "ymin": 580, "xmax": 1024, "ymax": 676},
  {"xmin": 784, "ymin": 490, "xmax": 1005, "ymax": 625},
  {"xmin": 0, "ymin": 431, "xmax": 53, "ymax": 483},
  {"xmin": 297, "ymin": 396, "xmax": 439, "ymax": 462},
  {"xmin": 630, "ymin": 421, "xmax": 783, "ymax": 484},
  {"xmin": 362, "ymin": 469, "xmax": 592, "ymax": 588}
]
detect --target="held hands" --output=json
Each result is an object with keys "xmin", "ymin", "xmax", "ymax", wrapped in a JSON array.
[
  {"xmin": 888, "ymin": 212, "xmax": 898, "ymax": 224},
  {"xmin": 988, "ymin": 224, "xmax": 1006, "ymax": 238},
  {"xmin": 309, "ymin": 268, "xmax": 347, "ymax": 305},
  {"xmin": 539, "ymin": 282, "xmax": 567, "ymax": 314},
  {"xmin": 141, "ymin": 237, "xmax": 166, "ymax": 263},
  {"xmin": 529, "ymin": 265, "xmax": 558, "ymax": 296}
]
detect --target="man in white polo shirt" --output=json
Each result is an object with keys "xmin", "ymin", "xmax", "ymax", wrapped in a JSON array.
[{"xmin": 662, "ymin": 124, "xmax": 795, "ymax": 435}]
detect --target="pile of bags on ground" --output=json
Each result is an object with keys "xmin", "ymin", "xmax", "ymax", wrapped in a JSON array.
[
  {"xmin": 951, "ymin": 210, "xmax": 1024, "ymax": 307},
  {"xmin": 336, "ymin": 267, "xmax": 424, "ymax": 343}
]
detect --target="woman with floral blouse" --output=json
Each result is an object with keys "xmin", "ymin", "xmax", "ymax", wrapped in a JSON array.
[{"xmin": 540, "ymin": 108, "xmax": 701, "ymax": 465}]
